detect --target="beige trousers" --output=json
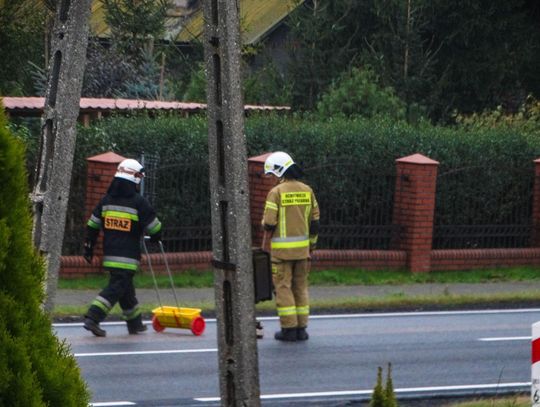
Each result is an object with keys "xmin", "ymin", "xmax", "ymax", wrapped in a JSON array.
[{"xmin": 272, "ymin": 259, "xmax": 310, "ymax": 329}]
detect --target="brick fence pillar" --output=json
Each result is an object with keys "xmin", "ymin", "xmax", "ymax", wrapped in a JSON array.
[
  {"xmin": 248, "ymin": 153, "xmax": 276, "ymax": 247},
  {"xmin": 392, "ymin": 153, "xmax": 439, "ymax": 272},
  {"xmin": 85, "ymin": 152, "xmax": 125, "ymax": 268},
  {"xmin": 532, "ymin": 158, "xmax": 540, "ymax": 246}
]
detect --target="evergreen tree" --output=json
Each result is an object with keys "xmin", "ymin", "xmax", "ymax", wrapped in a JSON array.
[
  {"xmin": 359, "ymin": 0, "xmax": 438, "ymax": 122},
  {"xmin": 82, "ymin": 0, "xmax": 173, "ymax": 99},
  {"xmin": 83, "ymin": 38, "xmax": 140, "ymax": 98},
  {"xmin": 101, "ymin": 0, "xmax": 170, "ymax": 60},
  {"xmin": 287, "ymin": 0, "xmax": 369, "ymax": 110},
  {"xmin": 0, "ymin": 104, "xmax": 89, "ymax": 406},
  {"xmin": 0, "ymin": 1, "xmax": 48, "ymax": 95},
  {"xmin": 287, "ymin": 0, "xmax": 540, "ymax": 121},
  {"xmin": 385, "ymin": 363, "xmax": 398, "ymax": 407},
  {"xmin": 119, "ymin": 49, "xmax": 163, "ymax": 100},
  {"xmin": 317, "ymin": 67, "xmax": 406, "ymax": 120},
  {"xmin": 425, "ymin": 0, "xmax": 540, "ymax": 120},
  {"xmin": 370, "ymin": 366, "xmax": 386, "ymax": 407}
]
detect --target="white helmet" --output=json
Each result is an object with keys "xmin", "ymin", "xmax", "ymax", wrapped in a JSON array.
[
  {"xmin": 115, "ymin": 158, "xmax": 145, "ymax": 184},
  {"xmin": 264, "ymin": 151, "xmax": 294, "ymax": 178}
]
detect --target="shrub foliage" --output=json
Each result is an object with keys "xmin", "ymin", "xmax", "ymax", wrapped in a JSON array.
[
  {"xmin": 16, "ymin": 108, "xmax": 540, "ymax": 252},
  {"xmin": 0, "ymin": 105, "xmax": 89, "ymax": 406}
]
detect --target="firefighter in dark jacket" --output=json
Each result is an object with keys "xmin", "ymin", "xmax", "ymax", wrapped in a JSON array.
[
  {"xmin": 83, "ymin": 158, "xmax": 162, "ymax": 337},
  {"xmin": 262, "ymin": 152, "xmax": 320, "ymax": 341}
]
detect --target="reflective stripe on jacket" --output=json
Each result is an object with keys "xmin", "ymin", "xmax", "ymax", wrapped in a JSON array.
[{"xmin": 87, "ymin": 193, "xmax": 161, "ymax": 268}]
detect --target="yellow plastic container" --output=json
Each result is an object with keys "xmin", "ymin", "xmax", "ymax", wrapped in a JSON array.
[{"xmin": 151, "ymin": 306, "xmax": 206, "ymax": 336}]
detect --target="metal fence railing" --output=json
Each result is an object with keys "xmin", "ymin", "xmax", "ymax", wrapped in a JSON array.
[
  {"xmin": 62, "ymin": 164, "xmax": 87, "ymax": 255},
  {"xmin": 60, "ymin": 158, "xmax": 538, "ymax": 255},
  {"xmin": 144, "ymin": 160, "xmax": 398, "ymax": 251},
  {"xmin": 433, "ymin": 166, "xmax": 534, "ymax": 249},
  {"xmin": 143, "ymin": 160, "xmax": 212, "ymax": 253},
  {"xmin": 304, "ymin": 162, "xmax": 398, "ymax": 250}
]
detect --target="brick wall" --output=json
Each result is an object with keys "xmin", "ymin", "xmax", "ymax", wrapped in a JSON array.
[
  {"xmin": 82, "ymin": 152, "xmax": 125, "ymax": 273},
  {"xmin": 59, "ymin": 152, "xmax": 540, "ymax": 276},
  {"xmin": 85, "ymin": 152, "xmax": 125, "ymax": 220},
  {"xmin": 392, "ymin": 154, "xmax": 439, "ymax": 272},
  {"xmin": 248, "ymin": 152, "xmax": 276, "ymax": 247},
  {"xmin": 431, "ymin": 248, "xmax": 540, "ymax": 270}
]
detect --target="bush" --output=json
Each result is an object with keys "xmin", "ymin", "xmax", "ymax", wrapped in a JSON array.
[
  {"xmin": 370, "ymin": 363, "xmax": 398, "ymax": 407},
  {"xmin": 317, "ymin": 67, "xmax": 407, "ymax": 120},
  {"xmin": 0, "ymin": 104, "xmax": 89, "ymax": 406},
  {"xmin": 17, "ymin": 110, "xmax": 540, "ymax": 252},
  {"xmin": 370, "ymin": 366, "xmax": 386, "ymax": 407},
  {"xmin": 454, "ymin": 95, "xmax": 540, "ymax": 136}
]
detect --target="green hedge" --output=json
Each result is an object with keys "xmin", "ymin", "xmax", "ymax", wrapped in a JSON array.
[
  {"xmin": 72, "ymin": 112, "xmax": 540, "ymax": 180},
  {"xmin": 14, "ymin": 112, "xmax": 540, "ymax": 252}
]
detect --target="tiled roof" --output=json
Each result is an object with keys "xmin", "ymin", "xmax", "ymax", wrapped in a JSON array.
[
  {"xmin": 1, "ymin": 97, "xmax": 289, "ymax": 114},
  {"xmin": 178, "ymin": 0, "xmax": 304, "ymax": 44},
  {"xmin": 2, "ymin": 1, "xmax": 303, "ymax": 44}
]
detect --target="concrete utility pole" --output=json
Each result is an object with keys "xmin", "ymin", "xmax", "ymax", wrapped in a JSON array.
[
  {"xmin": 32, "ymin": 0, "xmax": 92, "ymax": 313},
  {"xmin": 203, "ymin": 0, "xmax": 261, "ymax": 405}
]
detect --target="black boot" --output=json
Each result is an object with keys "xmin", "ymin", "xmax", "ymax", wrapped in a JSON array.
[
  {"xmin": 297, "ymin": 327, "xmax": 309, "ymax": 341},
  {"xmin": 274, "ymin": 327, "xmax": 297, "ymax": 342},
  {"xmin": 128, "ymin": 324, "xmax": 148, "ymax": 334},
  {"xmin": 127, "ymin": 314, "xmax": 148, "ymax": 335},
  {"xmin": 84, "ymin": 318, "xmax": 107, "ymax": 337}
]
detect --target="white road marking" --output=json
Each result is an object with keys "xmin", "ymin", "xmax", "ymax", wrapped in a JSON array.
[
  {"xmin": 479, "ymin": 336, "xmax": 531, "ymax": 341},
  {"xmin": 53, "ymin": 307, "xmax": 540, "ymax": 328},
  {"xmin": 194, "ymin": 382, "xmax": 531, "ymax": 402},
  {"xmin": 306, "ymin": 308, "xmax": 540, "ymax": 319},
  {"xmin": 67, "ymin": 309, "xmax": 537, "ymax": 406},
  {"xmin": 89, "ymin": 382, "xmax": 531, "ymax": 406},
  {"xmin": 75, "ymin": 348, "xmax": 217, "ymax": 357}
]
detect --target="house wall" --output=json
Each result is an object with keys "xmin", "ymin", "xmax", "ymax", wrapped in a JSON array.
[{"xmin": 250, "ymin": 24, "xmax": 293, "ymax": 76}]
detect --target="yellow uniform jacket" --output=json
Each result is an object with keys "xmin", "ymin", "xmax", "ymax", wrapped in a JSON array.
[{"xmin": 263, "ymin": 179, "xmax": 320, "ymax": 260}]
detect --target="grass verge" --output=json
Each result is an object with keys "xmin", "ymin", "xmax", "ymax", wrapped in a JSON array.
[
  {"xmin": 58, "ymin": 266, "xmax": 540, "ymax": 290},
  {"xmin": 53, "ymin": 266, "xmax": 540, "ymax": 319},
  {"xmin": 52, "ymin": 290, "xmax": 540, "ymax": 320},
  {"xmin": 442, "ymin": 395, "xmax": 528, "ymax": 406}
]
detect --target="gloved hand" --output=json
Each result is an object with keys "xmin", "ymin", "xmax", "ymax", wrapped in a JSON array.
[
  {"xmin": 83, "ymin": 240, "xmax": 93, "ymax": 264},
  {"xmin": 149, "ymin": 231, "xmax": 162, "ymax": 243}
]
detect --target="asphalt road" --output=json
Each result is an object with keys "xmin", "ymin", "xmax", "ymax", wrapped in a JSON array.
[{"xmin": 55, "ymin": 308, "xmax": 540, "ymax": 406}]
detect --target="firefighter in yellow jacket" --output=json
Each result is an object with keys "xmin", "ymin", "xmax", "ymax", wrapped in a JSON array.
[{"xmin": 262, "ymin": 151, "xmax": 320, "ymax": 341}]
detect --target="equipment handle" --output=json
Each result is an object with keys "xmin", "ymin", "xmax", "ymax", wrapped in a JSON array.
[
  {"xmin": 158, "ymin": 240, "xmax": 180, "ymax": 309},
  {"xmin": 143, "ymin": 237, "xmax": 163, "ymax": 308}
]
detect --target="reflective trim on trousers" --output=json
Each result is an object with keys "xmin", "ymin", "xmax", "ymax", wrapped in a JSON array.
[
  {"xmin": 91, "ymin": 296, "xmax": 112, "ymax": 313},
  {"xmin": 122, "ymin": 306, "xmax": 141, "ymax": 320},
  {"xmin": 277, "ymin": 306, "xmax": 297, "ymax": 317},
  {"xmin": 296, "ymin": 305, "xmax": 310, "ymax": 315}
]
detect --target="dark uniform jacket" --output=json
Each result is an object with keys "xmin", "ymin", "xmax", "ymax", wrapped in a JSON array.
[{"xmin": 86, "ymin": 178, "xmax": 161, "ymax": 271}]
